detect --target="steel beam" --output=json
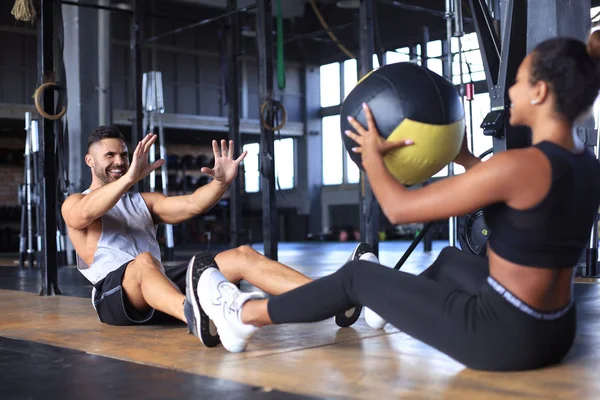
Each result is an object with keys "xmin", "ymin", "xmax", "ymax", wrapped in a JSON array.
[
  {"xmin": 256, "ymin": 0, "xmax": 278, "ymax": 260},
  {"xmin": 130, "ymin": 0, "xmax": 144, "ymax": 192},
  {"xmin": 227, "ymin": 0, "xmax": 243, "ymax": 248},
  {"xmin": 467, "ymin": 0, "xmax": 501, "ymax": 92},
  {"xmin": 98, "ymin": 0, "xmax": 112, "ymax": 125},
  {"xmin": 358, "ymin": 0, "xmax": 379, "ymax": 256},
  {"xmin": 378, "ymin": 0, "xmax": 473, "ymax": 22},
  {"xmin": 144, "ymin": 4, "xmax": 256, "ymax": 44},
  {"xmin": 61, "ymin": 0, "xmax": 132, "ymax": 13},
  {"xmin": 468, "ymin": 0, "xmax": 529, "ymax": 153},
  {"xmin": 38, "ymin": 0, "xmax": 60, "ymax": 295}
]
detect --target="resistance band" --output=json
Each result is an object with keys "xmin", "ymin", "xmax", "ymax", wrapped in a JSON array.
[{"xmin": 276, "ymin": 0, "xmax": 285, "ymax": 90}]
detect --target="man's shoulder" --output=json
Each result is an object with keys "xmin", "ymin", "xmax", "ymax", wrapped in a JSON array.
[{"xmin": 63, "ymin": 192, "xmax": 85, "ymax": 207}]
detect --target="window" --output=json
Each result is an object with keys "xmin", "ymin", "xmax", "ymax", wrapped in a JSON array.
[
  {"xmin": 322, "ymin": 115, "xmax": 344, "ymax": 185},
  {"xmin": 386, "ymin": 47, "xmax": 411, "ymax": 64},
  {"xmin": 275, "ymin": 138, "xmax": 295, "ymax": 190},
  {"xmin": 320, "ymin": 62, "xmax": 341, "ymax": 107},
  {"xmin": 343, "ymin": 59, "xmax": 357, "ymax": 99},
  {"xmin": 372, "ymin": 54, "xmax": 381, "ymax": 69},
  {"xmin": 243, "ymin": 143, "xmax": 260, "ymax": 193},
  {"xmin": 452, "ymin": 33, "xmax": 486, "ymax": 84},
  {"xmin": 346, "ymin": 153, "xmax": 360, "ymax": 184},
  {"xmin": 243, "ymin": 138, "xmax": 295, "ymax": 193},
  {"xmin": 426, "ymin": 40, "xmax": 444, "ymax": 77}
]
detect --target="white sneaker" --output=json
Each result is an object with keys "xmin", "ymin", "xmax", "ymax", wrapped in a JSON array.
[
  {"xmin": 198, "ymin": 267, "xmax": 265, "ymax": 353},
  {"xmin": 334, "ymin": 242, "xmax": 373, "ymax": 327},
  {"xmin": 361, "ymin": 252, "xmax": 388, "ymax": 330}
]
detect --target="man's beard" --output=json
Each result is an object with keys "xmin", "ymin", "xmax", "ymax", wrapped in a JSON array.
[{"xmin": 93, "ymin": 165, "xmax": 126, "ymax": 184}]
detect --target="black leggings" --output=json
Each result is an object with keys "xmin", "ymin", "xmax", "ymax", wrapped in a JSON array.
[{"xmin": 267, "ymin": 246, "xmax": 576, "ymax": 371}]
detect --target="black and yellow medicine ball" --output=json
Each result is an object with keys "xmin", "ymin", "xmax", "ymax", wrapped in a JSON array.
[{"xmin": 341, "ymin": 62, "xmax": 465, "ymax": 186}]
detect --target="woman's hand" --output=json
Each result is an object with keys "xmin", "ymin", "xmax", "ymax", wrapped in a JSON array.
[
  {"xmin": 453, "ymin": 128, "xmax": 481, "ymax": 170},
  {"xmin": 345, "ymin": 103, "xmax": 414, "ymax": 167}
]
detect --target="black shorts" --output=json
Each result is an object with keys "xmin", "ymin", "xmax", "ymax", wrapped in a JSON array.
[{"xmin": 91, "ymin": 260, "xmax": 188, "ymax": 326}]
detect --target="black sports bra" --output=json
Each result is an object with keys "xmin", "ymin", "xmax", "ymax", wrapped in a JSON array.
[{"xmin": 483, "ymin": 141, "xmax": 600, "ymax": 268}]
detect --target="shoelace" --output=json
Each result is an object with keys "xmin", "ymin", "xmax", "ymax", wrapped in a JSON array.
[{"xmin": 217, "ymin": 281, "xmax": 241, "ymax": 314}]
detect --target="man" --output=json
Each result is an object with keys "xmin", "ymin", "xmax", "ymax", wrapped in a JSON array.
[{"xmin": 61, "ymin": 126, "xmax": 313, "ymax": 347}]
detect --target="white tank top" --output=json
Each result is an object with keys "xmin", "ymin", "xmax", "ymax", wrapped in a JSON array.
[{"xmin": 76, "ymin": 190, "xmax": 162, "ymax": 285}]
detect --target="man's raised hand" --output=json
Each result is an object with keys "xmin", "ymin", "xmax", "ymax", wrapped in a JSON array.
[
  {"xmin": 125, "ymin": 134, "xmax": 165, "ymax": 184},
  {"xmin": 201, "ymin": 140, "xmax": 247, "ymax": 185}
]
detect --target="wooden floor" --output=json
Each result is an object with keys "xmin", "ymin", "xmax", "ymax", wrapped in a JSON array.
[{"xmin": 1, "ymin": 241, "xmax": 600, "ymax": 399}]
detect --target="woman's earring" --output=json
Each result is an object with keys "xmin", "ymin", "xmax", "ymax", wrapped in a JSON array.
[{"xmin": 530, "ymin": 99, "xmax": 540, "ymax": 105}]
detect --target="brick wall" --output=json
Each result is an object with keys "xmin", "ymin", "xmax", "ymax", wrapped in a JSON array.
[{"xmin": 0, "ymin": 165, "xmax": 22, "ymax": 206}]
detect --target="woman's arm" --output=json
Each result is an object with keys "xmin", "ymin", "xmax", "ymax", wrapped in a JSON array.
[
  {"xmin": 346, "ymin": 103, "xmax": 520, "ymax": 225},
  {"xmin": 364, "ymin": 151, "xmax": 519, "ymax": 224}
]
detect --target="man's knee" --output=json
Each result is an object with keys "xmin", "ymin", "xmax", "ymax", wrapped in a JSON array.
[
  {"xmin": 235, "ymin": 245, "xmax": 256, "ymax": 257},
  {"xmin": 132, "ymin": 252, "xmax": 164, "ymax": 274},
  {"xmin": 219, "ymin": 245, "xmax": 258, "ymax": 262}
]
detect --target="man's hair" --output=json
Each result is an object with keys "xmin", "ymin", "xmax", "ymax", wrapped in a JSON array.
[{"xmin": 88, "ymin": 126, "xmax": 125, "ymax": 150}]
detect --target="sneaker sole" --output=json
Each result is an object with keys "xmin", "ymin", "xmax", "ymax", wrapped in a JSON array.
[
  {"xmin": 186, "ymin": 253, "xmax": 221, "ymax": 347},
  {"xmin": 334, "ymin": 242, "xmax": 375, "ymax": 328}
]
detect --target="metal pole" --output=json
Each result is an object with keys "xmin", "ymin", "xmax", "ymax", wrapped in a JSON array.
[
  {"xmin": 38, "ymin": 0, "xmax": 60, "ymax": 295},
  {"xmin": 466, "ymin": 82, "xmax": 475, "ymax": 152},
  {"xmin": 131, "ymin": 0, "xmax": 144, "ymax": 192},
  {"xmin": 227, "ymin": 0, "xmax": 243, "ymax": 248},
  {"xmin": 445, "ymin": 0, "xmax": 454, "ymax": 78},
  {"xmin": 157, "ymin": 114, "xmax": 174, "ymax": 261},
  {"xmin": 454, "ymin": 0, "xmax": 464, "ymax": 37},
  {"xmin": 148, "ymin": 113, "xmax": 156, "ymax": 192},
  {"xmin": 445, "ymin": 0, "xmax": 457, "ymax": 247},
  {"xmin": 31, "ymin": 119, "xmax": 42, "ymax": 267},
  {"xmin": 26, "ymin": 117, "xmax": 35, "ymax": 269},
  {"xmin": 98, "ymin": 0, "xmax": 112, "ymax": 125},
  {"xmin": 20, "ymin": 113, "xmax": 33, "ymax": 268},
  {"xmin": 256, "ymin": 0, "xmax": 278, "ymax": 260},
  {"xmin": 586, "ymin": 109, "xmax": 600, "ymax": 277},
  {"xmin": 358, "ymin": 0, "xmax": 380, "ymax": 256}
]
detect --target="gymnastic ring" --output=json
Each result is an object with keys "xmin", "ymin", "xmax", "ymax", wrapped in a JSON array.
[
  {"xmin": 260, "ymin": 100, "xmax": 287, "ymax": 131},
  {"xmin": 34, "ymin": 82, "xmax": 67, "ymax": 121}
]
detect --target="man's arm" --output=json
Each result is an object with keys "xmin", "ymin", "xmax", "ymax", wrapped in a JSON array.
[
  {"xmin": 144, "ymin": 180, "xmax": 229, "ymax": 224},
  {"xmin": 145, "ymin": 139, "xmax": 247, "ymax": 224},
  {"xmin": 61, "ymin": 176, "xmax": 136, "ymax": 230}
]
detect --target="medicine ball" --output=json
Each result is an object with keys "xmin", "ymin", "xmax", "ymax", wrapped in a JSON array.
[{"xmin": 341, "ymin": 62, "xmax": 465, "ymax": 186}]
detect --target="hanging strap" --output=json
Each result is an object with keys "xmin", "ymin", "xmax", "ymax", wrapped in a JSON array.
[{"xmin": 276, "ymin": 0, "xmax": 285, "ymax": 90}]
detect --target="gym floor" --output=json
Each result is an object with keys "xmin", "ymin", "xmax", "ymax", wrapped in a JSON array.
[{"xmin": 0, "ymin": 241, "xmax": 599, "ymax": 399}]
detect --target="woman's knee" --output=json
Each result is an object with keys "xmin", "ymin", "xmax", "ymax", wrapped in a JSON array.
[
  {"xmin": 334, "ymin": 261, "xmax": 372, "ymax": 301},
  {"xmin": 338, "ymin": 259, "xmax": 375, "ymax": 277}
]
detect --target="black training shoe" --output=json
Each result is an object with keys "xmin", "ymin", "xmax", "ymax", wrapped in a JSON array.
[
  {"xmin": 334, "ymin": 242, "xmax": 375, "ymax": 328},
  {"xmin": 185, "ymin": 253, "xmax": 221, "ymax": 347}
]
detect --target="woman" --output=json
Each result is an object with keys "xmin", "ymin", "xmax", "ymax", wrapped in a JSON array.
[{"xmin": 196, "ymin": 33, "xmax": 600, "ymax": 371}]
